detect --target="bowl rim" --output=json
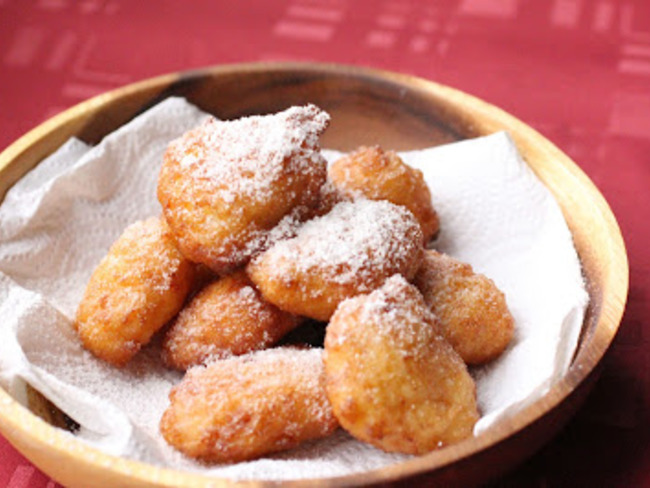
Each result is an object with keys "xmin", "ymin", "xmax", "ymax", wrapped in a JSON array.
[{"xmin": 0, "ymin": 61, "xmax": 629, "ymax": 487}]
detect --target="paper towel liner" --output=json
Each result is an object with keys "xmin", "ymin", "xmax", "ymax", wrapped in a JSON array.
[{"xmin": 0, "ymin": 97, "xmax": 588, "ymax": 480}]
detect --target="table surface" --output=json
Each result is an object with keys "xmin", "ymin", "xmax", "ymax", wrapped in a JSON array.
[{"xmin": 0, "ymin": 1, "xmax": 648, "ymax": 487}]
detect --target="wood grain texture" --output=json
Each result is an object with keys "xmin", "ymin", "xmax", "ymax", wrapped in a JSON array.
[{"xmin": 0, "ymin": 62, "xmax": 628, "ymax": 488}]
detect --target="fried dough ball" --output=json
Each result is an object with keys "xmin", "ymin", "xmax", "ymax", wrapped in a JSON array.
[
  {"xmin": 247, "ymin": 199, "xmax": 424, "ymax": 322},
  {"xmin": 324, "ymin": 275, "xmax": 479, "ymax": 454},
  {"xmin": 160, "ymin": 347, "xmax": 338, "ymax": 463},
  {"xmin": 157, "ymin": 105, "xmax": 329, "ymax": 274},
  {"xmin": 329, "ymin": 146, "xmax": 440, "ymax": 243},
  {"xmin": 75, "ymin": 217, "xmax": 195, "ymax": 367},
  {"xmin": 162, "ymin": 271, "xmax": 302, "ymax": 370},
  {"xmin": 413, "ymin": 250, "xmax": 514, "ymax": 365}
]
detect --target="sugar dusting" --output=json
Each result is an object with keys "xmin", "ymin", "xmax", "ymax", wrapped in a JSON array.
[
  {"xmin": 187, "ymin": 347, "xmax": 331, "ymax": 422},
  {"xmin": 332, "ymin": 275, "xmax": 438, "ymax": 354},
  {"xmin": 168, "ymin": 105, "xmax": 329, "ymax": 207},
  {"xmin": 255, "ymin": 199, "xmax": 423, "ymax": 288},
  {"xmin": 110, "ymin": 217, "xmax": 183, "ymax": 294}
]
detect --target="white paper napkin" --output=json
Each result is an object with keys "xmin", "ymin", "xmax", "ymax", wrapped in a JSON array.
[{"xmin": 0, "ymin": 97, "xmax": 588, "ymax": 480}]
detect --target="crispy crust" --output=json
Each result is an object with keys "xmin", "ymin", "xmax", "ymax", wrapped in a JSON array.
[
  {"xmin": 162, "ymin": 271, "xmax": 302, "ymax": 370},
  {"xmin": 160, "ymin": 347, "xmax": 338, "ymax": 462},
  {"xmin": 324, "ymin": 275, "xmax": 479, "ymax": 454},
  {"xmin": 75, "ymin": 217, "xmax": 195, "ymax": 366},
  {"xmin": 413, "ymin": 250, "xmax": 515, "ymax": 365}
]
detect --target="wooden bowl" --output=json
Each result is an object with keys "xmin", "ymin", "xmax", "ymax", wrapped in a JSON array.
[{"xmin": 0, "ymin": 63, "xmax": 628, "ymax": 487}]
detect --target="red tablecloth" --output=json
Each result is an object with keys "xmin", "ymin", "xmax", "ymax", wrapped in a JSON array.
[{"xmin": 1, "ymin": 1, "xmax": 648, "ymax": 486}]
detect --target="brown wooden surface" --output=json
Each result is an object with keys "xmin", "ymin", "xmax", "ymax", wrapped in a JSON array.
[{"xmin": 0, "ymin": 63, "xmax": 628, "ymax": 488}]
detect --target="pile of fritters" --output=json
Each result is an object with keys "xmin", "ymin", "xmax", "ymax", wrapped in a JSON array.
[{"xmin": 74, "ymin": 105, "xmax": 514, "ymax": 463}]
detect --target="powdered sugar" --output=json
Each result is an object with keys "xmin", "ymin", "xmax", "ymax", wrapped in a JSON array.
[
  {"xmin": 169, "ymin": 105, "xmax": 329, "ymax": 207},
  {"xmin": 257, "ymin": 199, "xmax": 423, "ymax": 288},
  {"xmin": 335, "ymin": 275, "xmax": 438, "ymax": 355},
  {"xmin": 112, "ymin": 218, "xmax": 183, "ymax": 294},
  {"xmin": 208, "ymin": 347, "xmax": 332, "ymax": 425}
]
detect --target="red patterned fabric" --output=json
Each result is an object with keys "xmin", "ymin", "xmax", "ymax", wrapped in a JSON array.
[{"xmin": 0, "ymin": 1, "xmax": 648, "ymax": 486}]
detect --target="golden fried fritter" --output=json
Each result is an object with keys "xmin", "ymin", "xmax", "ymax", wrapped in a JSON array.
[
  {"xmin": 160, "ymin": 347, "xmax": 338, "ymax": 463},
  {"xmin": 157, "ymin": 105, "xmax": 329, "ymax": 274},
  {"xmin": 413, "ymin": 250, "xmax": 514, "ymax": 365},
  {"xmin": 247, "ymin": 199, "xmax": 423, "ymax": 322},
  {"xmin": 329, "ymin": 146, "xmax": 439, "ymax": 243},
  {"xmin": 324, "ymin": 275, "xmax": 479, "ymax": 454},
  {"xmin": 75, "ymin": 217, "xmax": 195, "ymax": 367},
  {"xmin": 162, "ymin": 271, "xmax": 302, "ymax": 370}
]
